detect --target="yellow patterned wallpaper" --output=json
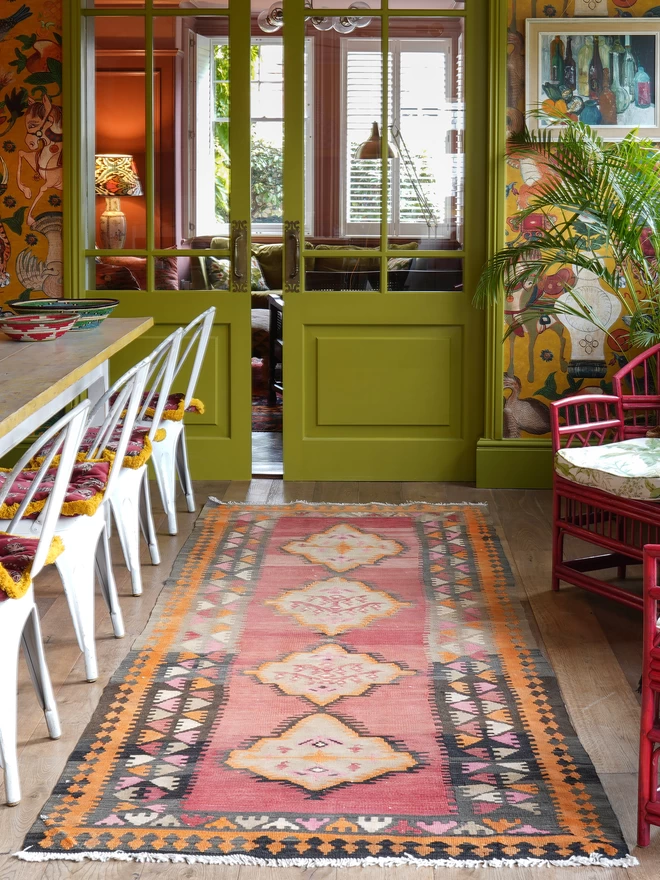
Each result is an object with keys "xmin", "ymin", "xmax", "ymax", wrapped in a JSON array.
[
  {"xmin": 504, "ymin": 0, "xmax": 657, "ymax": 439},
  {"xmin": 0, "ymin": 1, "xmax": 63, "ymax": 306}
]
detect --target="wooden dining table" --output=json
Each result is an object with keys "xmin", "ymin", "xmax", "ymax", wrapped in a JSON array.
[{"xmin": 0, "ymin": 316, "xmax": 153, "ymax": 459}]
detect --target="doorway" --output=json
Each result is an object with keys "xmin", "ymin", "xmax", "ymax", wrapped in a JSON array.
[{"xmin": 74, "ymin": 0, "xmax": 488, "ymax": 482}]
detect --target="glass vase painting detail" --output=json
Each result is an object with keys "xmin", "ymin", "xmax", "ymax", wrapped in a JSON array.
[{"xmin": 526, "ymin": 19, "xmax": 660, "ymax": 140}]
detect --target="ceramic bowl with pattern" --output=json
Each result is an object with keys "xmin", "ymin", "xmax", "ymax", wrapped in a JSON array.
[
  {"xmin": 5, "ymin": 298, "xmax": 120, "ymax": 331},
  {"xmin": 0, "ymin": 312, "xmax": 79, "ymax": 342}
]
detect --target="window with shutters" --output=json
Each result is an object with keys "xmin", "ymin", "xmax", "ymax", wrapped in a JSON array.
[{"xmin": 342, "ymin": 37, "xmax": 463, "ymax": 239}]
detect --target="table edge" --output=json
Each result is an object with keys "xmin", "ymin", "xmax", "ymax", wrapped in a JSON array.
[{"xmin": 0, "ymin": 317, "xmax": 154, "ymax": 439}]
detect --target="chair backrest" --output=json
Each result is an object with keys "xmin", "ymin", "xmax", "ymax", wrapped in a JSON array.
[
  {"xmin": 550, "ymin": 395, "xmax": 623, "ymax": 454},
  {"xmin": 86, "ymin": 359, "xmax": 151, "ymax": 497},
  {"xmin": 135, "ymin": 328, "xmax": 184, "ymax": 439},
  {"xmin": 0, "ymin": 401, "xmax": 89, "ymax": 580},
  {"xmin": 173, "ymin": 307, "xmax": 215, "ymax": 409},
  {"xmin": 613, "ymin": 342, "xmax": 660, "ymax": 440}
]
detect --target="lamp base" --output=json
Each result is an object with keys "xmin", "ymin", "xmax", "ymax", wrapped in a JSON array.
[{"xmin": 99, "ymin": 197, "xmax": 126, "ymax": 249}]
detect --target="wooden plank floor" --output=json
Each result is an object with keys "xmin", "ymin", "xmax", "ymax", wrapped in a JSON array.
[{"xmin": 0, "ymin": 481, "xmax": 654, "ymax": 879}]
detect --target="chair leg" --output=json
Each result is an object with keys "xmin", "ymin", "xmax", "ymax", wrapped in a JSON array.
[
  {"xmin": 152, "ymin": 440, "xmax": 178, "ymax": 536},
  {"xmin": 175, "ymin": 428, "xmax": 195, "ymax": 514},
  {"xmin": 110, "ymin": 493, "xmax": 144, "ymax": 597},
  {"xmin": 552, "ymin": 525, "xmax": 564, "ymax": 592},
  {"xmin": 139, "ymin": 471, "xmax": 161, "ymax": 565},
  {"xmin": 21, "ymin": 606, "xmax": 61, "ymax": 741},
  {"xmin": 55, "ymin": 547, "xmax": 99, "ymax": 682},
  {"xmin": 0, "ymin": 601, "xmax": 27, "ymax": 805},
  {"xmin": 95, "ymin": 529, "xmax": 125, "ymax": 639}
]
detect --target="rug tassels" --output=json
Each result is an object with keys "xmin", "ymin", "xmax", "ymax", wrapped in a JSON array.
[
  {"xmin": 207, "ymin": 497, "xmax": 489, "ymax": 507},
  {"xmin": 14, "ymin": 850, "xmax": 640, "ymax": 868}
]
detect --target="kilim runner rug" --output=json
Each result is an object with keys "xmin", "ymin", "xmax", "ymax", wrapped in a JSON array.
[{"xmin": 18, "ymin": 503, "xmax": 636, "ymax": 868}]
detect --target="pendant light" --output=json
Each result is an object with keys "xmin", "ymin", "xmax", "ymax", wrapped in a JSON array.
[
  {"xmin": 257, "ymin": 1, "xmax": 372, "ymax": 35},
  {"xmin": 355, "ymin": 122, "xmax": 395, "ymax": 160}
]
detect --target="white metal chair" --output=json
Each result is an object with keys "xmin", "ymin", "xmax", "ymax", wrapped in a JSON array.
[
  {"xmin": 147, "ymin": 308, "xmax": 215, "ymax": 534},
  {"xmin": 108, "ymin": 328, "xmax": 183, "ymax": 596},
  {"xmin": 2, "ymin": 360, "xmax": 150, "ymax": 683},
  {"xmin": 0, "ymin": 400, "xmax": 89, "ymax": 806}
]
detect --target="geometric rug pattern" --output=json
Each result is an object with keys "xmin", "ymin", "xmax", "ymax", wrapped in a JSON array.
[{"xmin": 19, "ymin": 503, "xmax": 635, "ymax": 867}]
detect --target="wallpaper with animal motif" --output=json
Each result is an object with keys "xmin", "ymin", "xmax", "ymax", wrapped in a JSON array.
[
  {"xmin": 505, "ymin": 0, "xmax": 659, "ymax": 439},
  {"xmin": 0, "ymin": 2, "xmax": 62, "ymax": 306}
]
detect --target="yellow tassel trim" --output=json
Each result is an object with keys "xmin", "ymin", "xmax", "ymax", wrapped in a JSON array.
[
  {"xmin": 143, "ymin": 397, "xmax": 205, "ymax": 422},
  {"xmin": 0, "ymin": 490, "xmax": 105, "ymax": 521},
  {"xmin": 99, "ymin": 434, "xmax": 154, "ymax": 470},
  {"xmin": 0, "ymin": 535, "xmax": 65, "ymax": 600},
  {"xmin": 29, "ymin": 432, "xmax": 163, "ymax": 471}
]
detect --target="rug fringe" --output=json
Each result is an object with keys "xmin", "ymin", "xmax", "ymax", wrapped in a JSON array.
[
  {"xmin": 14, "ymin": 849, "xmax": 639, "ymax": 868},
  {"xmin": 207, "ymin": 498, "xmax": 489, "ymax": 508}
]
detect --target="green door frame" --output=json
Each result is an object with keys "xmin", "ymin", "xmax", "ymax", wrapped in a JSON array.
[
  {"xmin": 282, "ymin": 0, "xmax": 494, "ymax": 481},
  {"xmin": 64, "ymin": 1, "xmax": 254, "ymax": 481},
  {"xmin": 476, "ymin": 0, "xmax": 554, "ymax": 489}
]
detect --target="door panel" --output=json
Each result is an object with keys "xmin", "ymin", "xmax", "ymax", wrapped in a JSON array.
[
  {"xmin": 80, "ymin": 3, "xmax": 252, "ymax": 480},
  {"xmin": 283, "ymin": 0, "xmax": 487, "ymax": 481}
]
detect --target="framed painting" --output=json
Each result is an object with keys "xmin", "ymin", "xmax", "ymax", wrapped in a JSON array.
[{"xmin": 525, "ymin": 18, "xmax": 660, "ymax": 140}]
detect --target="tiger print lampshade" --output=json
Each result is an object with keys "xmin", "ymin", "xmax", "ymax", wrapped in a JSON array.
[{"xmin": 95, "ymin": 154, "xmax": 143, "ymax": 250}]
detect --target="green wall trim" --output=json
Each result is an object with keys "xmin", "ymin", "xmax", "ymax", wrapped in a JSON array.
[
  {"xmin": 476, "ymin": 438, "xmax": 553, "ymax": 489},
  {"xmin": 483, "ymin": 0, "xmax": 508, "ymax": 443}
]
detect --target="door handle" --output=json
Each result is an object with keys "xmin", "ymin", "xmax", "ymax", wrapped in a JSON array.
[
  {"xmin": 233, "ymin": 232, "xmax": 244, "ymax": 279},
  {"xmin": 230, "ymin": 220, "xmax": 249, "ymax": 291},
  {"xmin": 285, "ymin": 221, "xmax": 301, "ymax": 291}
]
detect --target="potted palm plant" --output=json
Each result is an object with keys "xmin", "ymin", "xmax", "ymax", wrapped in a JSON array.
[{"xmin": 476, "ymin": 119, "xmax": 660, "ymax": 358}]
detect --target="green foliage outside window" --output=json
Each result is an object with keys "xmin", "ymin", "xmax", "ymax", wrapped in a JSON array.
[{"xmin": 213, "ymin": 44, "xmax": 283, "ymax": 225}]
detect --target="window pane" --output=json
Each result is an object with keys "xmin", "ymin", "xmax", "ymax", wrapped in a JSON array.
[
  {"xmin": 305, "ymin": 256, "xmax": 380, "ymax": 292},
  {"xmin": 251, "ymin": 40, "xmax": 284, "ymax": 230},
  {"xmin": 388, "ymin": 256, "xmax": 463, "ymax": 291},
  {"xmin": 388, "ymin": 17, "xmax": 465, "ymax": 250},
  {"xmin": 388, "ymin": 1, "xmax": 464, "ymax": 8},
  {"xmin": 91, "ymin": 17, "xmax": 146, "ymax": 251},
  {"xmin": 308, "ymin": 17, "xmax": 383, "ymax": 246}
]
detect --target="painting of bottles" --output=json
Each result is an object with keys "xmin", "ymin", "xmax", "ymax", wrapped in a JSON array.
[{"xmin": 526, "ymin": 20, "xmax": 660, "ymax": 139}]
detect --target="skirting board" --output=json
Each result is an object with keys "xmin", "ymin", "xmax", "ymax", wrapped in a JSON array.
[{"xmin": 476, "ymin": 438, "xmax": 553, "ymax": 489}]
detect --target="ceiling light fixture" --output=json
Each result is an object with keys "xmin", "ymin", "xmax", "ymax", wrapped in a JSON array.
[{"xmin": 258, "ymin": 1, "xmax": 372, "ymax": 35}]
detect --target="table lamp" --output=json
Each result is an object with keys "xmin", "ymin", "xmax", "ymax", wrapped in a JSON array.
[{"xmin": 95, "ymin": 154, "xmax": 143, "ymax": 249}]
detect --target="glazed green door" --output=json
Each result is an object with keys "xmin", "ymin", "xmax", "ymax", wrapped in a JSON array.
[
  {"xmin": 282, "ymin": 0, "xmax": 488, "ymax": 480},
  {"xmin": 74, "ymin": 1, "xmax": 253, "ymax": 480}
]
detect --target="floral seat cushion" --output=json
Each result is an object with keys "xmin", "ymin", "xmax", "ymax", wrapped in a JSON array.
[
  {"xmin": 555, "ymin": 438, "xmax": 660, "ymax": 501},
  {"xmin": 0, "ymin": 460, "xmax": 111, "ymax": 520},
  {"xmin": 34, "ymin": 425, "xmax": 162, "ymax": 471},
  {"xmin": 0, "ymin": 532, "xmax": 64, "ymax": 601}
]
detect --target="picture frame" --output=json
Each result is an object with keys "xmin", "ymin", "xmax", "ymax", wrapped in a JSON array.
[{"xmin": 525, "ymin": 18, "xmax": 660, "ymax": 140}]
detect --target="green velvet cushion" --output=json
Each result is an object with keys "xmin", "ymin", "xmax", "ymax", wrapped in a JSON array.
[
  {"xmin": 206, "ymin": 255, "xmax": 269, "ymax": 291},
  {"xmin": 252, "ymin": 243, "xmax": 284, "ymax": 290}
]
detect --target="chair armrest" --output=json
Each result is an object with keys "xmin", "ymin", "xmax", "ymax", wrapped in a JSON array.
[{"xmin": 550, "ymin": 394, "xmax": 622, "ymax": 453}]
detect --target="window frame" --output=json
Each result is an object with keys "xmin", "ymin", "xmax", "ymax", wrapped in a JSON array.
[{"xmin": 340, "ymin": 35, "xmax": 461, "ymax": 240}]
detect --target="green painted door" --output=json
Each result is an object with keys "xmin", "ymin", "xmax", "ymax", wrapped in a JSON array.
[
  {"xmin": 73, "ymin": 2, "xmax": 253, "ymax": 480},
  {"xmin": 282, "ymin": 0, "xmax": 488, "ymax": 481}
]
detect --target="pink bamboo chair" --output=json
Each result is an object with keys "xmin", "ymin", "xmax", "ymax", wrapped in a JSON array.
[
  {"xmin": 551, "ymin": 342, "xmax": 660, "ymax": 610},
  {"xmin": 639, "ymin": 543, "xmax": 660, "ymax": 845}
]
